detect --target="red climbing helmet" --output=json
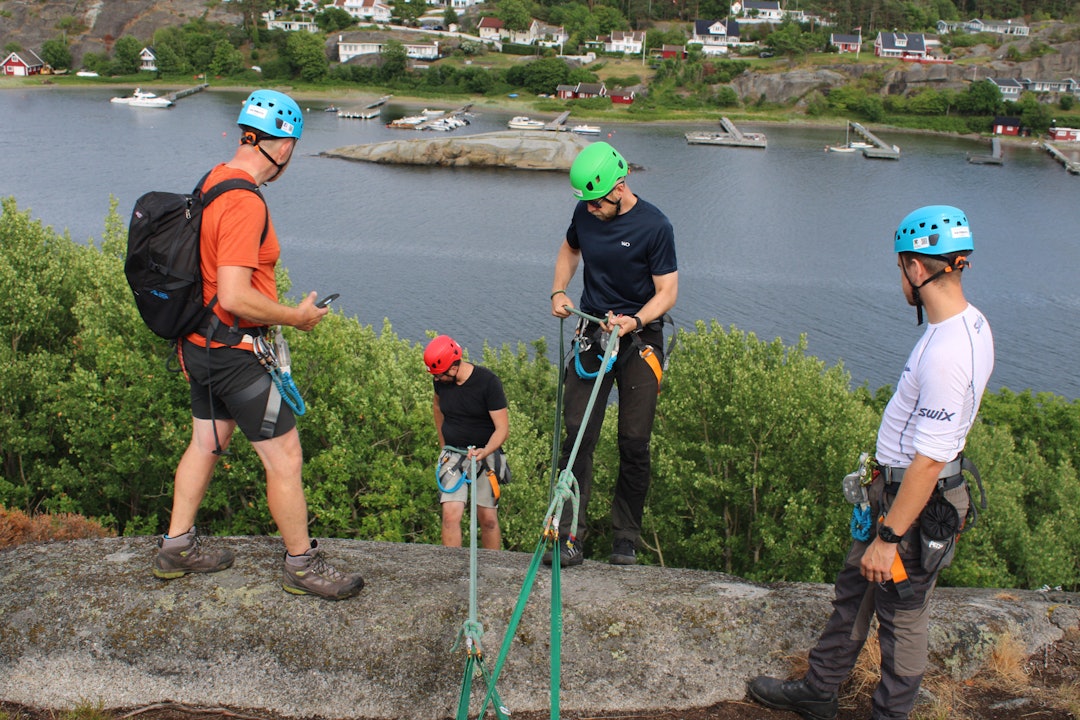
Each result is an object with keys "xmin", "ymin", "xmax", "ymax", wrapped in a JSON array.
[{"xmin": 424, "ymin": 335, "xmax": 462, "ymax": 375}]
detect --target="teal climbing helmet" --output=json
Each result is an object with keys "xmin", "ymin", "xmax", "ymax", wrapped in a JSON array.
[
  {"xmin": 237, "ymin": 89, "xmax": 304, "ymax": 140},
  {"xmin": 570, "ymin": 142, "xmax": 628, "ymax": 201},
  {"xmin": 894, "ymin": 205, "xmax": 973, "ymax": 255}
]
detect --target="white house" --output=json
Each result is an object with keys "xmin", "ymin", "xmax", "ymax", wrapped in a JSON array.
[
  {"xmin": 477, "ymin": 16, "xmax": 504, "ymax": 41},
  {"xmin": 338, "ymin": 36, "xmax": 439, "ymax": 61},
  {"xmin": 691, "ymin": 19, "xmax": 740, "ymax": 55},
  {"xmin": 334, "ymin": 0, "xmax": 392, "ymax": 23},
  {"xmin": 139, "ymin": 47, "xmax": 157, "ymax": 71},
  {"xmin": 734, "ymin": 0, "xmax": 783, "ymax": 23},
  {"xmin": 266, "ymin": 17, "xmax": 320, "ymax": 32},
  {"xmin": 936, "ymin": 18, "xmax": 1029, "ymax": 37},
  {"xmin": 604, "ymin": 30, "xmax": 646, "ymax": 55},
  {"xmin": 988, "ymin": 77, "xmax": 1023, "ymax": 101},
  {"xmin": 508, "ymin": 19, "xmax": 568, "ymax": 47}
]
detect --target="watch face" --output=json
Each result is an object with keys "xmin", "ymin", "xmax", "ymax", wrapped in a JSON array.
[{"xmin": 879, "ymin": 525, "xmax": 902, "ymax": 543}]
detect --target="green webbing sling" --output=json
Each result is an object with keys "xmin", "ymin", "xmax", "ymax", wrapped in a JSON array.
[
  {"xmin": 453, "ymin": 451, "xmax": 510, "ymax": 720},
  {"xmin": 477, "ymin": 308, "xmax": 619, "ymax": 720}
]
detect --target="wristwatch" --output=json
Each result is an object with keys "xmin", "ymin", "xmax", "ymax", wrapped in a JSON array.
[
  {"xmin": 877, "ymin": 524, "xmax": 903, "ymax": 543},
  {"xmin": 632, "ymin": 315, "xmax": 643, "ymax": 332}
]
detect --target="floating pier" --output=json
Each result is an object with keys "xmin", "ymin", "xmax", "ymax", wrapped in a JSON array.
[
  {"xmin": 685, "ymin": 117, "xmax": 767, "ymax": 148},
  {"xmin": 849, "ymin": 121, "xmax": 900, "ymax": 159},
  {"xmin": 337, "ymin": 95, "xmax": 393, "ymax": 120},
  {"xmin": 967, "ymin": 137, "xmax": 1003, "ymax": 165},
  {"xmin": 1043, "ymin": 141, "xmax": 1080, "ymax": 174},
  {"xmin": 546, "ymin": 110, "xmax": 572, "ymax": 131},
  {"xmin": 164, "ymin": 83, "xmax": 209, "ymax": 102}
]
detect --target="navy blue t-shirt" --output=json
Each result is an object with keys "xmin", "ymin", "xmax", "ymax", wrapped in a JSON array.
[
  {"xmin": 433, "ymin": 365, "xmax": 508, "ymax": 448},
  {"xmin": 566, "ymin": 196, "xmax": 677, "ymax": 317}
]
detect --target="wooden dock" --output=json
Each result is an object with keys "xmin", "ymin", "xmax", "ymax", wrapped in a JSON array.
[
  {"xmin": 337, "ymin": 95, "xmax": 393, "ymax": 120},
  {"xmin": 685, "ymin": 117, "xmax": 767, "ymax": 148},
  {"xmin": 967, "ymin": 137, "xmax": 1003, "ymax": 165},
  {"xmin": 164, "ymin": 83, "xmax": 209, "ymax": 102},
  {"xmin": 850, "ymin": 121, "xmax": 900, "ymax": 159},
  {"xmin": 546, "ymin": 110, "xmax": 571, "ymax": 131},
  {"xmin": 1044, "ymin": 141, "xmax": 1080, "ymax": 174}
]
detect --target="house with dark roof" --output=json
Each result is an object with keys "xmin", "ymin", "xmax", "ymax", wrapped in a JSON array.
[
  {"xmin": 992, "ymin": 116, "xmax": 1022, "ymax": 136},
  {"xmin": 691, "ymin": 19, "xmax": 740, "ymax": 56},
  {"xmin": 2, "ymin": 49, "xmax": 44, "ymax": 76},
  {"xmin": 988, "ymin": 77, "xmax": 1023, "ymax": 101},
  {"xmin": 937, "ymin": 18, "xmax": 1029, "ymax": 36},
  {"xmin": 874, "ymin": 32, "xmax": 926, "ymax": 59},
  {"xmin": 830, "ymin": 33, "xmax": 862, "ymax": 53},
  {"xmin": 737, "ymin": 0, "xmax": 783, "ymax": 22},
  {"xmin": 661, "ymin": 44, "xmax": 686, "ymax": 59}
]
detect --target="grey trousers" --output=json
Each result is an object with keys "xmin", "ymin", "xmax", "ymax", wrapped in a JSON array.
[{"xmin": 805, "ymin": 537, "xmax": 938, "ymax": 720}]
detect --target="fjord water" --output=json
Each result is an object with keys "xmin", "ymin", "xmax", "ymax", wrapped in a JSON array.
[{"xmin": 1, "ymin": 87, "xmax": 1078, "ymax": 397}]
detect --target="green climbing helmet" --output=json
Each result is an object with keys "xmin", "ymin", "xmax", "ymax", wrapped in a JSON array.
[
  {"xmin": 894, "ymin": 205, "xmax": 974, "ymax": 256},
  {"xmin": 569, "ymin": 142, "xmax": 628, "ymax": 201}
]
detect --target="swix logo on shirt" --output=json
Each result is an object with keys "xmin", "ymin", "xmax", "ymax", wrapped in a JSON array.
[{"xmin": 917, "ymin": 407, "xmax": 956, "ymax": 422}]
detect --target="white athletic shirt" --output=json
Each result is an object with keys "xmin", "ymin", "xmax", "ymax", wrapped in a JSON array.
[{"xmin": 876, "ymin": 304, "xmax": 995, "ymax": 467}]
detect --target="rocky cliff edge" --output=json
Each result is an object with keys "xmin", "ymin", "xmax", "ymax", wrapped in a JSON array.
[{"xmin": 0, "ymin": 537, "xmax": 1077, "ymax": 719}]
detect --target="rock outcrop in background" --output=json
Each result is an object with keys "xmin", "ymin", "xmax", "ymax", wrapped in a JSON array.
[
  {"xmin": 1, "ymin": 537, "xmax": 1077, "ymax": 719},
  {"xmin": 322, "ymin": 131, "xmax": 593, "ymax": 170}
]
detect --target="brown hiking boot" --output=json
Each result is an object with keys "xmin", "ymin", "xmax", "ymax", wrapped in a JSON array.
[
  {"xmin": 152, "ymin": 527, "xmax": 235, "ymax": 579},
  {"xmin": 282, "ymin": 539, "xmax": 365, "ymax": 600}
]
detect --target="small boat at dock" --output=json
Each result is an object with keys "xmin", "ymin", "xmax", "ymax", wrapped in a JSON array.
[
  {"xmin": 110, "ymin": 88, "xmax": 173, "ymax": 108},
  {"xmin": 570, "ymin": 124, "xmax": 601, "ymax": 135},
  {"xmin": 508, "ymin": 116, "xmax": 545, "ymax": 130}
]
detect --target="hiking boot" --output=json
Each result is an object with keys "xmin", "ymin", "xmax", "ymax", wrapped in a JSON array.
[
  {"xmin": 152, "ymin": 527, "xmax": 235, "ymax": 579},
  {"xmin": 610, "ymin": 537, "xmax": 637, "ymax": 565},
  {"xmin": 542, "ymin": 534, "xmax": 584, "ymax": 568},
  {"xmin": 282, "ymin": 539, "xmax": 365, "ymax": 600},
  {"xmin": 747, "ymin": 676, "xmax": 838, "ymax": 720}
]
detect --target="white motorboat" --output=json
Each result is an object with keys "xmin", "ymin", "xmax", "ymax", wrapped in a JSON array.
[
  {"xmin": 570, "ymin": 124, "xmax": 601, "ymax": 135},
  {"xmin": 387, "ymin": 114, "xmax": 426, "ymax": 128},
  {"xmin": 110, "ymin": 88, "xmax": 174, "ymax": 108},
  {"xmin": 508, "ymin": 116, "xmax": 545, "ymax": 130}
]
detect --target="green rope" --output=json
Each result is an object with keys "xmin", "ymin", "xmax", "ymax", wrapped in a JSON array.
[{"xmin": 477, "ymin": 309, "xmax": 619, "ymax": 720}]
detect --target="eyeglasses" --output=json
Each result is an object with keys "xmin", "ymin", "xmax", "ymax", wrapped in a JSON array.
[{"xmin": 586, "ymin": 183, "xmax": 623, "ymax": 209}]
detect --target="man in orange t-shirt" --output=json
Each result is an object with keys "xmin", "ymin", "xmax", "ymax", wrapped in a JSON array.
[{"xmin": 152, "ymin": 90, "xmax": 364, "ymax": 601}]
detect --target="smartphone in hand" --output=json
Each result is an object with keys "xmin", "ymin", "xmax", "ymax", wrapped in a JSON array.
[{"xmin": 316, "ymin": 293, "xmax": 340, "ymax": 309}]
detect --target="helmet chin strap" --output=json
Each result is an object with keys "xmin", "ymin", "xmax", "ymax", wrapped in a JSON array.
[
  {"xmin": 241, "ymin": 132, "xmax": 288, "ymax": 182},
  {"xmin": 902, "ymin": 256, "xmax": 970, "ymax": 325}
]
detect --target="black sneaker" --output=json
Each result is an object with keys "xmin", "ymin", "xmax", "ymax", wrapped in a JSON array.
[
  {"xmin": 746, "ymin": 676, "xmax": 838, "ymax": 720},
  {"xmin": 153, "ymin": 527, "xmax": 235, "ymax": 579},
  {"xmin": 542, "ymin": 534, "xmax": 584, "ymax": 567},
  {"xmin": 610, "ymin": 537, "xmax": 637, "ymax": 565}
]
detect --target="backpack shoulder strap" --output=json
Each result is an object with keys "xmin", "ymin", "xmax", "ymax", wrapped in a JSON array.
[{"xmin": 198, "ymin": 175, "xmax": 268, "ymax": 245}]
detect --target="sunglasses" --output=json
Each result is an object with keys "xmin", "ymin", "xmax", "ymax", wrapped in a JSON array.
[{"xmin": 586, "ymin": 183, "xmax": 623, "ymax": 209}]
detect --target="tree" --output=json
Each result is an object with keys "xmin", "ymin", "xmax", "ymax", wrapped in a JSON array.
[
  {"xmin": 40, "ymin": 36, "xmax": 72, "ymax": 70},
  {"xmin": 443, "ymin": 5, "xmax": 459, "ymax": 27},
  {"xmin": 379, "ymin": 39, "xmax": 409, "ymax": 82},
  {"xmin": 316, "ymin": 7, "xmax": 356, "ymax": 32},
  {"xmin": 392, "ymin": 0, "xmax": 427, "ymax": 26},
  {"xmin": 959, "ymin": 79, "xmax": 1002, "ymax": 115},
  {"xmin": 111, "ymin": 35, "xmax": 143, "ymax": 75},
  {"xmin": 497, "ymin": 0, "xmax": 533, "ymax": 33},
  {"xmin": 286, "ymin": 30, "xmax": 329, "ymax": 81},
  {"xmin": 520, "ymin": 56, "xmax": 570, "ymax": 94},
  {"xmin": 209, "ymin": 39, "xmax": 245, "ymax": 77}
]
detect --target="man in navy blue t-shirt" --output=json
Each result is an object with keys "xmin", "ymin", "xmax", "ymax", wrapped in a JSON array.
[{"xmin": 546, "ymin": 141, "xmax": 678, "ymax": 568}]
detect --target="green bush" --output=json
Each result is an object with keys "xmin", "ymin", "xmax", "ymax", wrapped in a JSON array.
[{"xmin": 2, "ymin": 199, "xmax": 1079, "ymax": 589}]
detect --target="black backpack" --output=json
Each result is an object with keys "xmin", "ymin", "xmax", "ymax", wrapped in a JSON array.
[{"xmin": 125, "ymin": 172, "xmax": 265, "ymax": 341}]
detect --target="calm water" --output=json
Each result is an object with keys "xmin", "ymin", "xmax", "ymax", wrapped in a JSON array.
[{"xmin": 2, "ymin": 87, "xmax": 1078, "ymax": 397}]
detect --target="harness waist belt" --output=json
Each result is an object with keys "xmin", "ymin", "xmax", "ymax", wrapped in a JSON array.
[{"xmin": 881, "ymin": 458, "xmax": 963, "ymax": 490}]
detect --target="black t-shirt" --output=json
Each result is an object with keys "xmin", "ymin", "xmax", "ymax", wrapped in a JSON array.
[
  {"xmin": 566, "ymin": 196, "xmax": 677, "ymax": 317},
  {"xmin": 433, "ymin": 365, "xmax": 508, "ymax": 448}
]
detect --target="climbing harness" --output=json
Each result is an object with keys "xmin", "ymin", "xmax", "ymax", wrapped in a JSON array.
[
  {"xmin": 252, "ymin": 328, "xmax": 306, "ymax": 416},
  {"xmin": 452, "ymin": 450, "xmax": 510, "ymax": 720},
  {"xmin": 475, "ymin": 306, "xmax": 618, "ymax": 720},
  {"xmin": 842, "ymin": 452, "xmax": 875, "ymax": 542},
  {"xmin": 572, "ymin": 317, "xmax": 618, "ymax": 380},
  {"xmin": 437, "ymin": 447, "xmax": 511, "ymax": 497}
]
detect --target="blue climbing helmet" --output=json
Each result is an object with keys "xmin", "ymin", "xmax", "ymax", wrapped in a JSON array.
[
  {"xmin": 237, "ymin": 89, "xmax": 304, "ymax": 140},
  {"xmin": 894, "ymin": 205, "xmax": 973, "ymax": 256}
]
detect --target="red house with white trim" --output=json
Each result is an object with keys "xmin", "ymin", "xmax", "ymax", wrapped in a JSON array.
[
  {"xmin": 1049, "ymin": 126, "xmax": 1080, "ymax": 141},
  {"xmin": 2, "ymin": 49, "xmax": 45, "ymax": 76}
]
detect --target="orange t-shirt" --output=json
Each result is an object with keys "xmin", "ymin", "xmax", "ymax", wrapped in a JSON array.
[{"xmin": 185, "ymin": 163, "xmax": 280, "ymax": 347}]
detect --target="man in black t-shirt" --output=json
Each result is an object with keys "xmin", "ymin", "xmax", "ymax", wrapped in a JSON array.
[
  {"xmin": 424, "ymin": 335, "xmax": 509, "ymax": 550},
  {"xmin": 547, "ymin": 141, "xmax": 678, "ymax": 568}
]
